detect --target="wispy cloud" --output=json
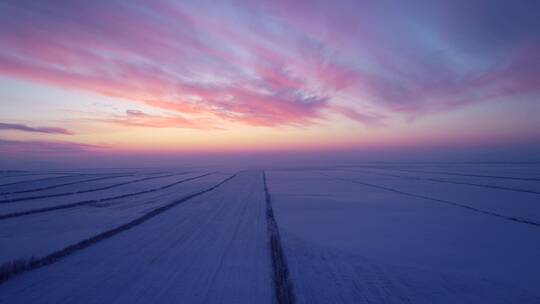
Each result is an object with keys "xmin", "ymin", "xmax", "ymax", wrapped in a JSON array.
[
  {"xmin": 0, "ymin": 0, "xmax": 538, "ymax": 128},
  {"xmin": 0, "ymin": 122, "xmax": 72, "ymax": 135},
  {"xmin": 98, "ymin": 110, "xmax": 221, "ymax": 130}
]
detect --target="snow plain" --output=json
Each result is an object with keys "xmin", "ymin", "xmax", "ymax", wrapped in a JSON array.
[{"xmin": 0, "ymin": 164, "xmax": 539, "ymax": 303}]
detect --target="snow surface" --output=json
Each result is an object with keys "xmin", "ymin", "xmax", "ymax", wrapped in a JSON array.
[
  {"xmin": 0, "ymin": 170, "xmax": 272, "ymax": 304},
  {"xmin": 267, "ymin": 165, "xmax": 540, "ymax": 303},
  {"xmin": 0, "ymin": 172, "xmax": 227, "ymax": 264},
  {"xmin": 0, "ymin": 164, "xmax": 539, "ymax": 303}
]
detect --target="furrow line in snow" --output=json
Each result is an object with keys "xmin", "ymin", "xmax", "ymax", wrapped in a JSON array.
[
  {"xmin": 323, "ymin": 173, "xmax": 540, "ymax": 228},
  {"xmin": 428, "ymin": 178, "xmax": 540, "ymax": 195},
  {"xmin": 0, "ymin": 174, "xmax": 82, "ymax": 187},
  {"xmin": 0, "ymin": 170, "xmax": 25, "ymax": 175},
  {"xmin": 348, "ymin": 169, "xmax": 540, "ymax": 195},
  {"xmin": 0, "ymin": 172, "xmax": 238, "ymax": 284},
  {"xmin": 0, "ymin": 172, "xmax": 216, "ymax": 220},
  {"xmin": 360, "ymin": 167, "xmax": 540, "ymax": 182},
  {"xmin": 0, "ymin": 172, "xmax": 62, "ymax": 180},
  {"xmin": 263, "ymin": 171, "xmax": 296, "ymax": 304},
  {"xmin": 0, "ymin": 172, "xmax": 190, "ymax": 204},
  {"xmin": 0, "ymin": 171, "xmax": 166, "ymax": 188},
  {"xmin": 0, "ymin": 174, "xmax": 139, "ymax": 195}
]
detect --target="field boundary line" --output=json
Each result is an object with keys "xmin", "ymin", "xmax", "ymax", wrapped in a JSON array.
[{"xmin": 263, "ymin": 170, "xmax": 296, "ymax": 304}]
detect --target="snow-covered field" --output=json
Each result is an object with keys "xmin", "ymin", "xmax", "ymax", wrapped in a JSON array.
[{"xmin": 0, "ymin": 164, "xmax": 539, "ymax": 303}]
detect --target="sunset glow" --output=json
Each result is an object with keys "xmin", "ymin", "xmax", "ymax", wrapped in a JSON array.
[{"xmin": 1, "ymin": 0, "xmax": 539, "ymax": 165}]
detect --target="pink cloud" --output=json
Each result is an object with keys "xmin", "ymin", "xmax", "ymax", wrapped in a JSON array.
[
  {"xmin": 98, "ymin": 110, "xmax": 221, "ymax": 130},
  {"xmin": 0, "ymin": 0, "xmax": 538, "ymax": 130},
  {"xmin": 330, "ymin": 105, "xmax": 387, "ymax": 127}
]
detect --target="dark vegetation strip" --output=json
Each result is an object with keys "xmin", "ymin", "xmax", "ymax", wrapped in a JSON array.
[
  {"xmin": 0, "ymin": 172, "xmax": 143, "ymax": 187},
  {"xmin": 0, "ymin": 172, "xmax": 216, "ymax": 220},
  {"xmin": 0, "ymin": 172, "xmax": 59, "ymax": 180},
  {"xmin": 0, "ymin": 172, "xmax": 189, "ymax": 204},
  {"xmin": 323, "ymin": 173, "xmax": 540, "ymax": 228},
  {"xmin": 0, "ymin": 171, "xmax": 158, "ymax": 188},
  {"xmin": 362, "ymin": 166, "xmax": 540, "ymax": 182},
  {"xmin": 0, "ymin": 172, "xmax": 84, "ymax": 178},
  {"xmin": 0, "ymin": 170, "xmax": 25, "ymax": 175},
  {"xmin": 263, "ymin": 171, "xmax": 296, "ymax": 304},
  {"xmin": 427, "ymin": 178, "xmax": 540, "ymax": 195},
  {"xmin": 0, "ymin": 174, "xmax": 81, "ymax": 187},
  {"xmin": 0, "ymin": 172, "xmax": 237, "ymax": 284},
  {"xmin": 349, "ymin": 169, "xmax": 540, "ymax": 195},
  {"xmin": 0, "ymin": 174, "xmax": 139, "ymax": 195}
]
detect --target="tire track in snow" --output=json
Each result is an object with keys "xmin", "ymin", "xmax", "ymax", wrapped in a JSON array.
[
  {"xmin": 263, "ymin": 171, "xmax": 296, "ymax": 304},
  {"xmin": 0, "ymin": 172, "xmax": 238, "ymax": 284},
  {"xmin": 0, "ymin": 172, "xmax": 216, "ymax": 220},
  {"xmin": 0, "ymin": 172, "xmax": 188, "ymax": 204},
  {"xmin": 346, "ymin": 169, "xmax": 540, "ymax": 195},
  {"xmin": 323, "ymin": 173, "xmax": 540, "ymax": 228}
]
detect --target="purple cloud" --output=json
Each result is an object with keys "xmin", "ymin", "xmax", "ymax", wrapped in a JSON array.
[{"xmin": 0, "ymin": 122, "xmax": 72, "ymax": 135}]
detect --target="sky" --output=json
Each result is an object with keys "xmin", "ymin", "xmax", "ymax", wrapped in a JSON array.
[{"xmin": 0, "ymin": 0, "xmax": 539, "ymax": 167}]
